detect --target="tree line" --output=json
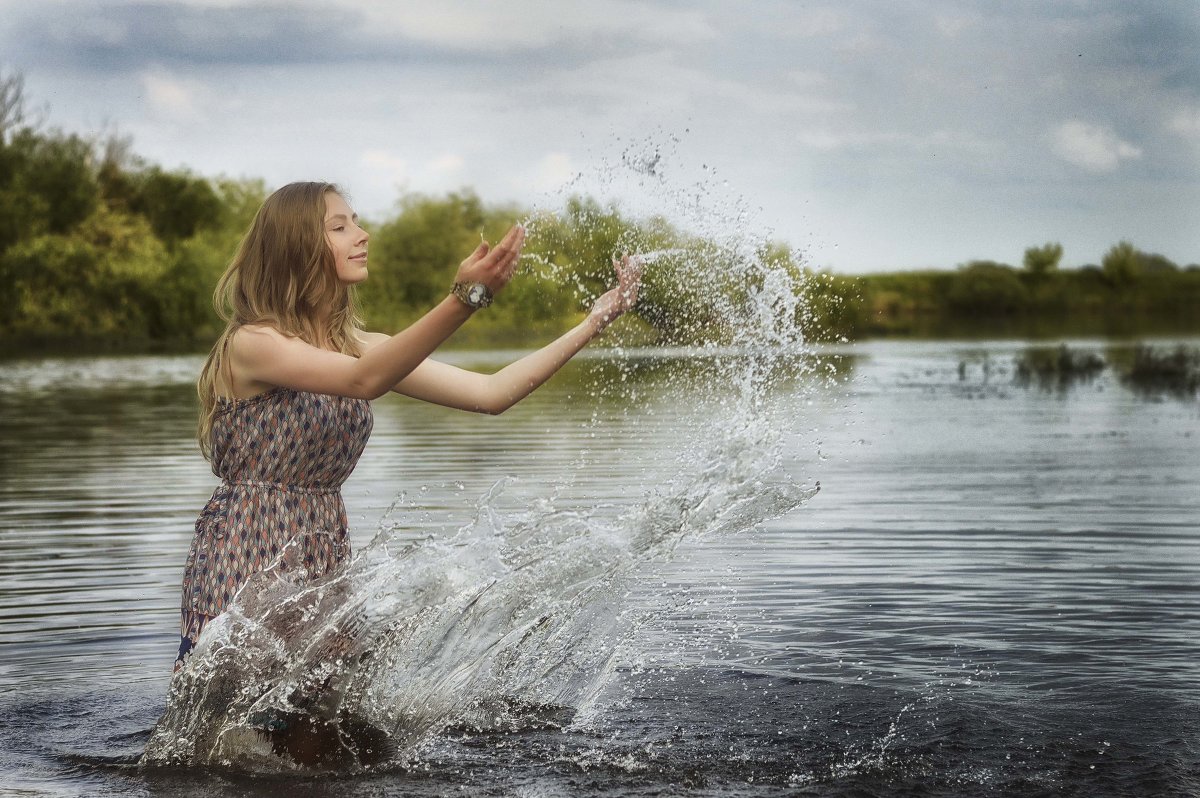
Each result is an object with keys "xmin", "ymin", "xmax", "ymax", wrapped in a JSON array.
[
  {"xmin": 832, "ymin": 241, "xmax": 1200, "ymax": 339},
  {"xmin": 2, "ymin": 71, "xmax": 1197, "ymax": 352},
  {"xmin": 0, "ymin": 72, "xmax": 808, "ymax": 350}
]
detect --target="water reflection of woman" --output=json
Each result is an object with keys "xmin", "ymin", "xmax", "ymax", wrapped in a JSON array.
[{"xmin": 176, "ymin": 181, "xmax": 641, "ymax": 672}]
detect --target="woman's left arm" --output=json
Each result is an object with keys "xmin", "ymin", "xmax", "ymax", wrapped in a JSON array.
[{"xmin": 362, "ymin": 255, "xmax": 642, "ymax": 415}]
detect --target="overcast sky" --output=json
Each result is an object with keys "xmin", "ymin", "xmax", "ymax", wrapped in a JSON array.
[{"xmin": 3, "ymin": 0, "xmax": 1198, "ymax": 272}]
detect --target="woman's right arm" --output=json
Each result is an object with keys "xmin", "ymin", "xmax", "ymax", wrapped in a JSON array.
[{"xmin": 228, "ymin": 225, "xmax": 525, "ymax": 400}]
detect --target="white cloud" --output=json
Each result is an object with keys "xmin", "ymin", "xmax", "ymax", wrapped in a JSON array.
[
  {"xmin": 1167, "ymin": 107, "xmax": 1200, "ymax": 143},
  {"xmin": 786, "ymin": 70, "xmax": 832, "ymax": 90},
  {"xmin": 139, "ymin": 70, "xmax": 208, "ymax": 121},
  {"xmin": 428, "ymin": 154, "xmax": 466, "ymax": 176},
  {"xmin": 711, "ymin": 73, "xmax": 853, "ymax": 117},
  {"xmin": 535, "ymin": 49, "xmax": 705, "ymax": 112},
  {"xmin": 1050, "ymin": 121, "xmax": 1142, "ymax": 172},
  {"xmin": 791, "ymin": 127, "xmax": 994, "ymax": 156},
  {"xmin": 792, "ymin": 129, "xmax": 886, "ymax": 151},
  {"xmin": 934, "ymin": 13, "xmax": 976, "ymax": 38},
  {"xmin": 345, "ymin": 0, "xmax": 715, "ymax": 52},
  {"xmin": 360, "ymin": 151, "xmax": 472, "ymax": 198},
  {"xmin": 516, "ymin": 152, "xmax": 579, "ymax": 194},
  {"xmin": 776, "ymin": 7, "xmax": 845, "ymax": 37},
  {"xmin": 362, "ymin": 149, "xmax": 409, "ymax": 186}
]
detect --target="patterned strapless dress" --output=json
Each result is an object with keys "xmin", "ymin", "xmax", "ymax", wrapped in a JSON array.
[{"xmin": 175, "ymin": 387, "xmax": 373, "ymax": 668}]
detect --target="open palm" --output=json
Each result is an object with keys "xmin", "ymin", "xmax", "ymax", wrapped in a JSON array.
[{"xmin": 589, "ymin": 254, "xmax": 644, "ymax": 326}]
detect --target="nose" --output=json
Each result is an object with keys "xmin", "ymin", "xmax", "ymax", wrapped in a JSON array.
[{"xmin": 357, "ymin": 224, "xmax": 369, "ymax": 244}]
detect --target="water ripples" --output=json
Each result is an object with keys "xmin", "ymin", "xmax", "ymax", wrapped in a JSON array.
[{"xmin": 1, "ymin": 342, "xmax": 1199, "ymax": 795}]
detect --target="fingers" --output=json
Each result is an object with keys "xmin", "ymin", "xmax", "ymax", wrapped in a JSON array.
[
  {"xmin": 460, "ymin": 240, "xmax": 490, "ymax": 273},
  {"xmin": 613, "ymin": 253, "xmax": 643, "ymax": 309},
  {"xmin": 589, "ymin": 254, "xmax": 647, "ymax": 327},
  {"xmin": 480, "ymin": 225, "xmax": 525, "ymax": 272},
  {"xmin": 458, "ymin": 225, "xmax": 525, "ymax": 288},
  {"xmin": 501, "ymin": 225, "xmax": 525, "ymax": 273},
  {"xmin": 614, "ymin": 252, "xmax": 644, "ymax": 275},
  {"xmin": 622, "ymin": 258, "xmax": 644, "ymax": 286}
]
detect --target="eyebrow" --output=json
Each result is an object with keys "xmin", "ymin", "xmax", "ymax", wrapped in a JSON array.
[{"xmin": 325, "ymin": 213, "xmax": 359, "ymax": 223}]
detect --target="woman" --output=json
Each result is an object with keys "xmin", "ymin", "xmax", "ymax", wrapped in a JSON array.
[{"xmin": 177, "ymin": 181, "xmax": 641, "ymax": 671}]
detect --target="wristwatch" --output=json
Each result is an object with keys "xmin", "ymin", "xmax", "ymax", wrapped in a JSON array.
[{"xmin": 451, "ymin": 281, "xmax": 494, "ymax": 309}]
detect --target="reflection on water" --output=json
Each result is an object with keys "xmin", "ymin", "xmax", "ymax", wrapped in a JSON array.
[
  {"xmin": 1011, "ymin": 344, "xmax": 1106, "ymax": 392},
  {"xmin": 1, "ymin": 340, "xmax": 1198, "ymax": 796}
]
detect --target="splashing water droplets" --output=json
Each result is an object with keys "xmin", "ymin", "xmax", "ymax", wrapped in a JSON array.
[{"xmin": 142, "ymin": 135, "xmax": 825, "ymax": 774}]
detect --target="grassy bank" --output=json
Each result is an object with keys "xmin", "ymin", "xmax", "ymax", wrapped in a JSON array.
[{"xmin": 820, "ymin": 258, "xmax": 1200, "ymax": 342}]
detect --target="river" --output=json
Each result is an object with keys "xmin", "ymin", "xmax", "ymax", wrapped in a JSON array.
[{"xmin": 0, "ymin": 339, "xmax": 1197, "ymax": 796}]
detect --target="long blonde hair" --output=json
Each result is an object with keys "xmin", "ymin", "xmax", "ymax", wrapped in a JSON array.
[{"xmin": 197, "ymin": 182, "xmax": 364, "ymax": 458}]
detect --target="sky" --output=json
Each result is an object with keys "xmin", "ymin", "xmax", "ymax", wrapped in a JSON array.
[{"xmin": 2, "ymin": 0, "xmax": 1198, "ymax": 273}]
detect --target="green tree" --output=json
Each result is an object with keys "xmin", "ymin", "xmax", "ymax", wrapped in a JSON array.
[
  {"xmin": 129, "ymin": 166, "xmax": 223, "ymax": 243},
  {"xmin": 361, "ymin": 191, "xmax": 488, "ymax": 326},
  {"xmin": 947, "ymin": 260, "xmax": 1028, "ymax": 315},
  {"xmin": 1136, "ymin": 251, "xmax": 1178, "ymax": 273},
  {"xmin": 0, "ymin": 128, "xmax": 99, "ymax": 251},
  {"xmin": 158, "ymin": 178, "xmax": 268, "ymax": 339},
  {"xmin": 1023, "ymin": 242, "xmax": 1063, "ymax": 277},
  {"xmin": 1102, "ymin": 240, "xmax": 1140, "ymax": 286},
  {"xmin": 532, "ymin": 195, "xmax": 633, "ymax": 292},
  {"xmin": 0, "ymin": 206, "xmax": 169, "ymax": 339},
  {"xmin": 0, "ymin": 70, "xmax": 29, "ymax": 144}
]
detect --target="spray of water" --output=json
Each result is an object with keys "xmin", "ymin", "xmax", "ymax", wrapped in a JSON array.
[{"xmin": 141, "ymin": 134, "xmax": 828, "ymax": 774}]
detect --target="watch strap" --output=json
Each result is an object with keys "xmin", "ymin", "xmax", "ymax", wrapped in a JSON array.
[{"xmin": 451, "ymin": 281, "xmax": 494, "ymax": 309}]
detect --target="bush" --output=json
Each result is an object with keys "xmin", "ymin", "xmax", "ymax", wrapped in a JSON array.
[
  {"xmin": 1121, "ymin": 345, "xmax": 1200, "ymax": 397},
  {"xmin": 947, "ymin": 261, "xmax": 1028, "ymax": 315},
  {"xmin": 0, "ymin": 128, "xmax": 99, "ymax": 251},
  {"xmin": 1023, "ymin": 242, "xmax": 1063, "ymax": 277},
  {"xmin": 1013, "ymin": 344, "xmax": 1105, "ymax": 389},
  {"xmin": 1102, "ymin": 240, "xmax": 1140, "ymax": 285}
]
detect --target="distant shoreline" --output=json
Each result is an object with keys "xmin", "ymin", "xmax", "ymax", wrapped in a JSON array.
[{"xmin": 5, "ymin": 323, "xmax": 1200, "ymax": 362}]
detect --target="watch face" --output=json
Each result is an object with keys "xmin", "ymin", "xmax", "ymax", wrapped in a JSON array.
[{"xmin": 468, "ymin": 285, "xmax": 487, "ymax": 305}]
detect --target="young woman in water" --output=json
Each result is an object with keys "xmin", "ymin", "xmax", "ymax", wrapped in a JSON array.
[{"xmin": 177, "ymin": 181, "xmax": 641, "ymax": 671}]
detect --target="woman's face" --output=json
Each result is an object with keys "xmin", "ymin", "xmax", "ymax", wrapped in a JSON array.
[{"xmin": 324, "ymin": 191, "xmax": 370, "ymax": 285}]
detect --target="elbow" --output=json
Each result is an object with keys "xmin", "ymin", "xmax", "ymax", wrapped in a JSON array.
[
  {"xmin": 350, "ymin": 377, "xmax": 392, "ymax": 401},
  {"xmin": 371, "ymin": 378, "xmax": 399, "ymax": 400},
  {"xmin": 478, "ymin": 400, "xmax": 510, "ymax": 416},
  {"xmin": 349, "ymin": 360, "xmax": 408, "ymax": 401},
  {"xmin": 476, "ymin": 392, "xmax": 516, "ymax": 415}
]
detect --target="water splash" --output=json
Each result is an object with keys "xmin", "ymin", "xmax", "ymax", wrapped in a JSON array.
[
  {"xmin": 630, "ymin": 247, "xmax": 685, "ymax": 263},
  {"xmin": 142, "ymin": 134, "xmax": 827, "ymax": 774}
]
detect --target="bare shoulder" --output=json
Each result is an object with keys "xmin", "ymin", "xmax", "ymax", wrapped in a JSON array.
[
  {"xmin": 227, "ymin": 325, "xmax": 312, "ymax": 387},
  {"xmin": 234, "ymin": 323, "xmax": 291, "ymax": 344},
  {"xmin": 219, "ymin": 325, "xmax": 377, "ymax": 399},
  {"xmin": 229, "ymin": 324, "xmax": 297, "ymax": 358}
]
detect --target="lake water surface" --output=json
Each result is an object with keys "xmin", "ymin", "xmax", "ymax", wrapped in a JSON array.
[{"xmin": 1, "ymin": 339, "xmax": 1197, "ymax": 797}]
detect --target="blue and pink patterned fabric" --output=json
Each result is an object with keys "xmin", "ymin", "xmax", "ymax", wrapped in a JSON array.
[{"xmin": 175, "ymin": 387, "xmax": 373, "ymax": 667}]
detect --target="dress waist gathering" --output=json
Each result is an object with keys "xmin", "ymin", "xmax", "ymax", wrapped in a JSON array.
[{"xmin": 220, "ymin": 478, "xmax": 341, "ymax": 495}]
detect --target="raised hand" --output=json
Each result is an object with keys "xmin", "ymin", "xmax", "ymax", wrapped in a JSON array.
[
  {"xmin": 455, "ymin": 224, "xmax": 525, "ymax": 294},
  {"xmin": 589, "ymin": 253, "xmax": 644, "ymax": 328}
]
